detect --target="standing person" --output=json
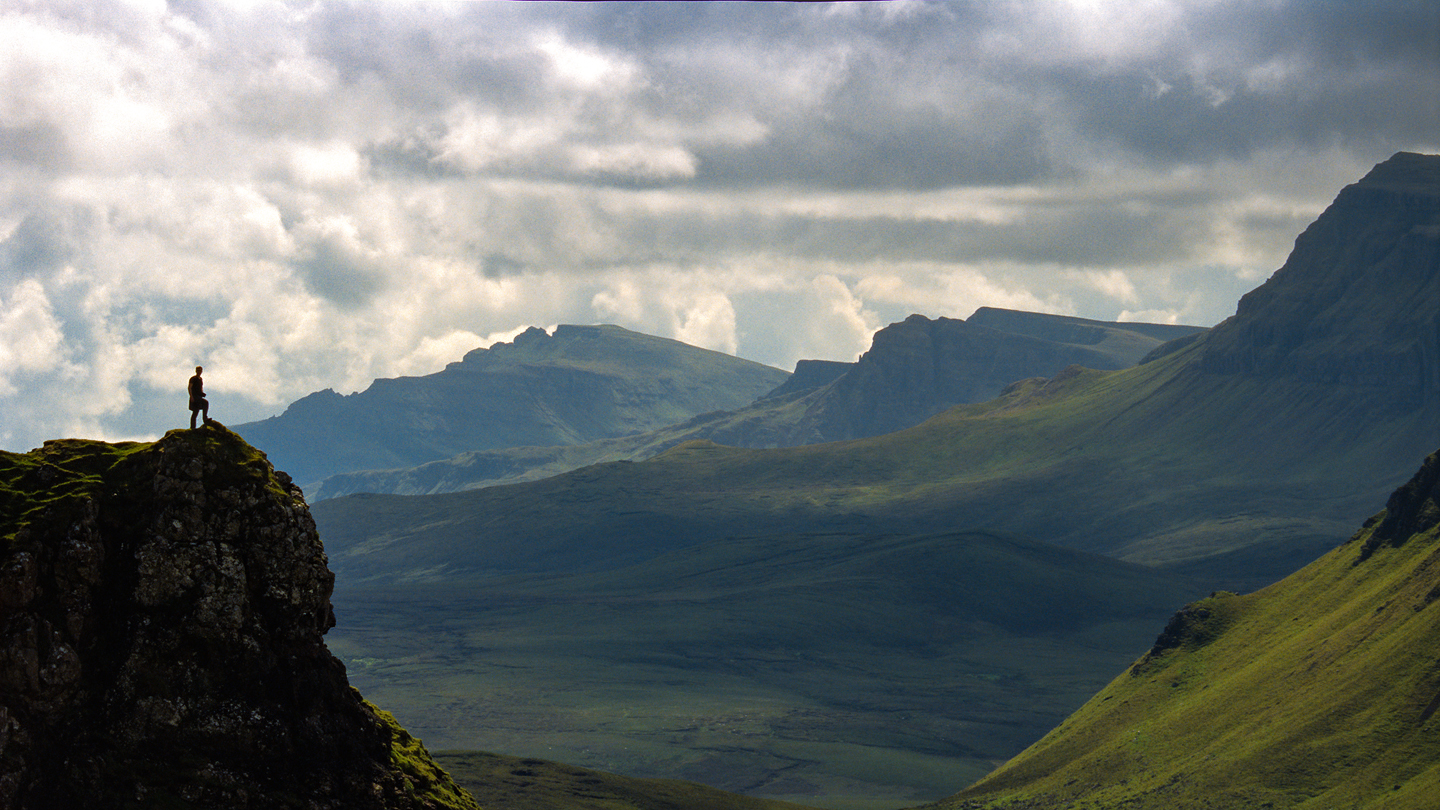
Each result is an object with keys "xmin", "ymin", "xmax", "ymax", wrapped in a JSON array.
[{"xmin": 188, "ymin": 366, "xmax": 210, "ymax": 429}]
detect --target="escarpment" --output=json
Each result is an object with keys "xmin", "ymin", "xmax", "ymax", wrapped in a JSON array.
[
  {"xmin": 0, "ymin": 424, "xmax": 476, "ymax": 810},
  {"xmin": 1197, "ymin": 151, "xmax": 1440, "ymax": 404}
]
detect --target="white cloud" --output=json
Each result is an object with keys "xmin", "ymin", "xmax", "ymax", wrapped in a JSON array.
[
  {"xmin": 0, "ymin": 279, "xmax": 70, "ymax": 396},
  {"xmin": 1066, "ymin": 268, "xmax": 1139, "ymax": 305},
  {"xmin": 590, "ymin": 267, "xmax": 738, "ymax": 354},
  {"xmin": 0, "ymin": 0, "xmax": 1436, "ymax": 451}
]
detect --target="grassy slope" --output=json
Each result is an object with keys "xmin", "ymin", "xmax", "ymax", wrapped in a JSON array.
[{"xmin": 933, "ymin": 459, "xmax": 1440, "ymax": 810}]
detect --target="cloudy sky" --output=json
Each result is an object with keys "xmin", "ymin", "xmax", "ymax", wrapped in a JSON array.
[{"xmin": 1, "ymin": 0, "xmax": 1437, "ymax": 451}]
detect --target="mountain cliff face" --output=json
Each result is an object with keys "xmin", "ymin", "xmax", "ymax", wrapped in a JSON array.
[
  {"xmin": 1199, "ymin": 151, "xmax": 1440, "ymax": 404},
  {"xmin": 236, "ymin": 324, "xmax": 791, "ymax": 486},
  {"xmin": 0, "ymin": 425, "xmax": 475, "ymax": 810},
  {"xmin": 933, "ymin": 446, "xmax": 1440, "ymax": 810},
  {"xmin": 788, "ymin": 311, "xmax": 1201, "ymax": 443}
]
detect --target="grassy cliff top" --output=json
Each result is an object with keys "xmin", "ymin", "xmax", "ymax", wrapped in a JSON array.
[
  {"xmin": 0, "ymin": 423, "xmax": 293, "ymax": 549},
  {"xmin": 0, "ymin": 436, "xmax": 150, "ymax": 548}
]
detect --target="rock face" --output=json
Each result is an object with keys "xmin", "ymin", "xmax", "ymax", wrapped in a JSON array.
[
  {"xmin": 0, "ymin": 424, "xmax": 475, "ymax": 810},
  {"xmin": 235, "ymin": 324, "xmax": 791, "ymax": 486},
  {"xmin": 787, "ymin": 311, "xmax": 1203, "ymax": 443},
  {"xmin": 1199, "ymin": 151, "xmax": 1440, "ymax": 404}
]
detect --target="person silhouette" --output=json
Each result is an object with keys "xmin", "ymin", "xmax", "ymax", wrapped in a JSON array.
[{"xmin": 188, "ymin": 366, "xmax": 210, "ymax": 429}]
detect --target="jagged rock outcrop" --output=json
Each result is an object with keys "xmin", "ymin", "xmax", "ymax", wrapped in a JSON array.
[
  {"xmin": 0, "ymin": 424, "xmax": 476, "ymax": 810},
  {"xmin": 1357, "ymin": 444, "xmax": 1440, "ymax": 560},
  {"xmin": 1198, "ymin": 151, "xmax": 1440, "ymax": 404}
]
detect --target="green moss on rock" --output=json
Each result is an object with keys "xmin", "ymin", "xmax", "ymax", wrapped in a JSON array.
[
  {"xmin": 368, "ymin": 701, "xmax": 481, "ymax": 810},
  {"xmin": 0, "ymin": 437, "xmax": 150, "ymax": 548}
]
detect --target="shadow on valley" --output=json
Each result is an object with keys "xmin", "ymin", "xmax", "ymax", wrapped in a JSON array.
[{"xmin": 326, "ymin": 531, "xmax": 1194, "ymax": 809}]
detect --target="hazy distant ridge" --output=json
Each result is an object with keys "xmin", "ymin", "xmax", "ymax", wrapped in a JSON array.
[
  {"xmin": 235, "ymin": 324, "xmax": 790, "ymax": 486},
  {"xmin": 309, "ymin": 309, "xmax": 1201, "ymax": 499}
]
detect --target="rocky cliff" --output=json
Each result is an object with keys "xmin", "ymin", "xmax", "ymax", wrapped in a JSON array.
[
  {"xmin": 0, "ymin": 424, "xmax": 476, "ymax": 810},
  {"xmin": 1198, "ymin": 151, "xmax": 1440, "ymax": 404},
  {"xmin": 788, "ymin": 311, "xmax": 1203, "ymax": 443}
]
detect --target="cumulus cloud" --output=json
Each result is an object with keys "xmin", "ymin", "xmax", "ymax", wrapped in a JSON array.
[{"xmin": 0, "ymin": 0, "xmax": 1436, "ymax": 451}]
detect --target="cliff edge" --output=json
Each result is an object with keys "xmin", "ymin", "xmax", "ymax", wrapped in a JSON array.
[
  {"xmin": 1197, "ymin": 151, "xmax": 1440, "ymax": 403},
  {"xmin": 0, "ymin": 424, "xmax": 477, "ymax": 810}
]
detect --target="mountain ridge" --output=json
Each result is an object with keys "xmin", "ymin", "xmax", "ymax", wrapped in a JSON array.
[
  {"xmin": 311, "ymin": 152, "xmax": 1440, "ymax": 583},
  {"xmin": 306, "ymin": 310, "xmax": 1202, "ymax": 500},
  {"xmin": 235, "ymin": 324, "xmax": 791, "ymax": 486},
  {"xmin": 1198, "ymin": 151, "xmax": 1440, "ymax": 402}
]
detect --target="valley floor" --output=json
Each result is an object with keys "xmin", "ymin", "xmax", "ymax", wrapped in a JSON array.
[{"xmin": 327, "ymin": 575, "xmax": 1182, "ymax": 810}]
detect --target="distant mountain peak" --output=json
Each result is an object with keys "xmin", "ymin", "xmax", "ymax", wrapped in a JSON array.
[
  {"xmin": 236, "ymin": 324, "xmax": 789, "ymax": 485},
  {"xmin": 1354, "ymin": 150, "xmax": 1440, "ymax": 195}
]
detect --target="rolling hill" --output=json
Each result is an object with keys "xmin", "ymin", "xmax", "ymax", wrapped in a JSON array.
[
  {"xmin": 932, "ymin": 446, "xmax": 1440, "ymax": 809},
  {"xmin": 234, "ymin": 324, "xmax": 791, "ymax": 486}
]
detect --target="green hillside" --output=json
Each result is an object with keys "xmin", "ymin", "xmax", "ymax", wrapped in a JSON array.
[{"xmin": 933, "ymin": 448, "xmax": 1440, "ymax": 810}]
